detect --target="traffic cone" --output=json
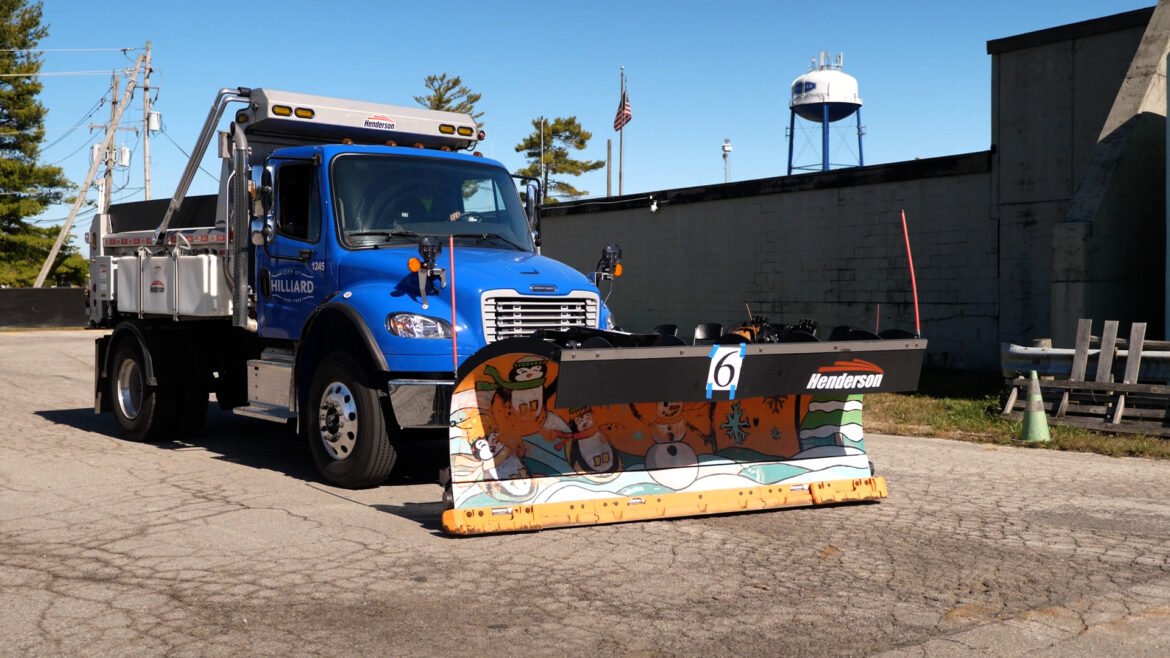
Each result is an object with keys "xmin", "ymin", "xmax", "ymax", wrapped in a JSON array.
[{"xmin": 1019, "ymin": 370, "xmax": 1051, "ymax": 443}]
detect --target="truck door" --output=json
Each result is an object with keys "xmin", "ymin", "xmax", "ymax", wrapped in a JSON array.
[{"xmin": 256, "ymin": 160, "xmax": 327, "ymax": 340}]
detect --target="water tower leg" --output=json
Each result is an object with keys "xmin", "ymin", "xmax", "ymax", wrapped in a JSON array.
[
  {"xmin": 822, "ymin": 103, "xmax": 830, "ymax": 171},
  {"xmin": 856, "ymin": 106, "xmax": 864, "ymax": 167},
  {"xmin": 787, "ymin": 110, "xmax": 795, "ymax": 176}
]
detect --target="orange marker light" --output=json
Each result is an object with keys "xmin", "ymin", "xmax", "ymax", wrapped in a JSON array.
[
  {"xmin": 408, "ymin": 257, "xmax": 422, "ymax": 273},
  {"xmin": 614, "ymin": 263, "xmax": 623, "ymax": 277},
  {"xmin": 272, "ymin": 105, "xmax": 293, "ymax": 116}
]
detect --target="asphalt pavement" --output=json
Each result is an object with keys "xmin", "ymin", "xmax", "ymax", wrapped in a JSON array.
[{"xmin": 2, "ymin": 329, "xmax": 1169, "ymax": 656}]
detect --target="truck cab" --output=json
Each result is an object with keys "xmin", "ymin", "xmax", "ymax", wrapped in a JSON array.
[{"xmin": 91, "ymin": 88, "xmax": 614, "ymax": 488}]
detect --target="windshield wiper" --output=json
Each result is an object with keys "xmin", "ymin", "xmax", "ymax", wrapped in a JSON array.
[
  {"xmin": 347, "ymin": 229, "xmax": 420, "ymax": 241},
  {"xmin": 450, "ymin": 232, "xmax": 526, "ymax": 251}
]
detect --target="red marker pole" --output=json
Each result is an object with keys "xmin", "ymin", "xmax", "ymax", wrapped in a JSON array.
[
  {"xmin": 900, "ymin": 209, "xmax": 921, "ymax": 337},
  {"xmin": 449, "ymin": 235, "xmax": 458, "ymax": 374}
]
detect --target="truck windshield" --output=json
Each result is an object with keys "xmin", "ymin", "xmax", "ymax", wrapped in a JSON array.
[{"xmin": 331, "ymin": 154, "xmax": 534, "ymax": 251}]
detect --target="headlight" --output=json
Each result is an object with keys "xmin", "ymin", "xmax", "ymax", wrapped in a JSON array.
[
  {"xmin": 386, "ymin": 313, "xmax": 453, "ymax": 338},
  {"xmin": 605, "ymin": 313, "xmax": 616, "ymax": 330}
]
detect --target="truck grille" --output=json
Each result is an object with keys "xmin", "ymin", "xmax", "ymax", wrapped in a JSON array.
[{"xmin": 481, "ymin": 291, "xmax": 599, "ymax": 343}]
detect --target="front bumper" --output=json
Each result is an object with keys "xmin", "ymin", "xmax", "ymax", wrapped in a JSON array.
[{"xmin": 388, "ymin": 378, "xmax": 453, "ymax": 428}]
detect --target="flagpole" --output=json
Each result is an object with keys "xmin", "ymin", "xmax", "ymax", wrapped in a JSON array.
[{"xmin": 619, "ymin": 66, "xmax": 624, "ymax": 196}]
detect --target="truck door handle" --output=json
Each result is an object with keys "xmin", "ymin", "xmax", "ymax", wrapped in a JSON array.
[{"xmin": 270, "ymin": 248, "xmax": 315, "ymax": 263}]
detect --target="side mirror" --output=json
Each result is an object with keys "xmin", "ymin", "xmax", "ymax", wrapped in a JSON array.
[
  {"xmin": 250, "ymin": 217, "xmax": 273, "ymax": 246},
  {"xmin": 525, "ymin": 181, "xmax": 541, "ymax": 247},
  {"xmin": 259, "ymin": 168, "xmax": 274, "ymax": 217}
]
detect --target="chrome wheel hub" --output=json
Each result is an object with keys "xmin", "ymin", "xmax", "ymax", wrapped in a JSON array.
[
  {"xmin": 116, "ymin": 357, "xmax": 143, "ymax": 421},
  {"xmin": 318, "ymin": 381, "xmax": 358, "ymax": 460}
]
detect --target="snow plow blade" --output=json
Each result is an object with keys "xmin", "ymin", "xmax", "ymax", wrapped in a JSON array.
[{"xmin": 441, "ymin": 333, "xmax": 925, "ymax": 535}]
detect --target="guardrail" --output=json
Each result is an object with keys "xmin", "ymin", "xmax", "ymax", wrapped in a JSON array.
[{"xmin": 1002, "ymin": 319, "xmax": 1170, "ymax": 436}]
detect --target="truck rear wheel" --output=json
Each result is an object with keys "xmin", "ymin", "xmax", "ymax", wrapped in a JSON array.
[
  {"xmin": 305, "ymin": 352, "xmax": 397, "ymax": 488},
  {"xmin": 110, "ymin": 340, "xmax": 178, "ymax": 442}
]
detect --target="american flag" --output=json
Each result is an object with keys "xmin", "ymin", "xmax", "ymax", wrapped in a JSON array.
[{"xmin": 613, "ymin": 89, "xmax": 631, "ymax": 131}]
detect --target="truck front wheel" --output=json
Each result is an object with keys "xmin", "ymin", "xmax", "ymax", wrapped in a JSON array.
[
  {"xmin": 110, "ymin": 340, "xmax": 177, "ymax": 442},
  {"xmin": 305, "ymin": 352, "xmax": 397, "ymax": 488}
]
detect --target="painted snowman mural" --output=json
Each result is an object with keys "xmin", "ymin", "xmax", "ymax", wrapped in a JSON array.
[{"xmin": 636, "ymin": 401, "xmax": 701, "ymax": 490}]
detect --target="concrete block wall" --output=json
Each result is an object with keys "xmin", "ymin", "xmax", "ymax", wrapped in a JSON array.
[
  {"xmin": 0, "ymin": 288, "xmax": 86, "ymax": 328},
  {"xmin": 989, "ymin": 8, "xmax": 1153, "ymax": 346},
  {"xmin": 543, "ymin": 153, "xmax": 995, "ymax": 369}
]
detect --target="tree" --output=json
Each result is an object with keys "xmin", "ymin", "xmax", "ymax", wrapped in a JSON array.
[
  {"xmin": 414, "ymin": 73, "xmax": 484, "ymax": 127},
  {"xmin": 0, "ymin": 0, "xmax": 76, "ymax": 286},
  {"xmin": 0, "ymin": 224, "xmax": 85, "ymax": 287},
  {"xmin": 514, "ymin": 117, "xmax": 604, "ymax": 201}
]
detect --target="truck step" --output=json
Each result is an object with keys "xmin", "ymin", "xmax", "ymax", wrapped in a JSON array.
[{"xmin": 232, "ymin": 404, "xmax": 295, "ymax": 423}]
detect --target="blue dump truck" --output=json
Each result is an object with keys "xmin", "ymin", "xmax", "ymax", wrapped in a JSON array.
[{"xmin": 88, "ymin": 87, "xmax": 926, "ymax": 534}]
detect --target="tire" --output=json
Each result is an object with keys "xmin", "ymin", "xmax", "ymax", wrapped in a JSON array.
[
  {"xmin": 305, "ymin": 351, "xmax": 397, "ymax": 488},
  {"xmin": 109, "ymin": 340, "xmax": 178, "ymax": 442}
]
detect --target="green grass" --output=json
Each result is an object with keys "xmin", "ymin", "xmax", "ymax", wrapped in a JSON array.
[{"xmin": 863, "ymin": 367, "xmax": 1170, "ymax": 459}]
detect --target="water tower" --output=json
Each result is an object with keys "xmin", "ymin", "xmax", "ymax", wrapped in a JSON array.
[{"xmin": 787, "ymin": 52, "xmax": 864, "ymax": 175}]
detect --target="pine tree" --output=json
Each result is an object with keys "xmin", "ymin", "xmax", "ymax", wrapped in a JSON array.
[
  {"xmin": 514, "ymin": 117, "xmax": 604, "ymax": 201},
  {"xmin": 0, "ymin": 0, "xmax": 77, "ymax": 287},
  {"xmin": 414, "ymin": 73, "xmax": 484, "ymax": 127}
]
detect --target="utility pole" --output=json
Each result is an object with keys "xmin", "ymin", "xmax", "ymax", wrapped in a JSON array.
[
  {"xmin": 102, "ymin": 71, "xmax": 118, "ymax": 215},
  {"xmin": 142, "ymin": 41, "xmax": 152, "ymax": 200},
  {"xmin": 34, "ymin": 54, "xmax": 145, "ymax": 288}
]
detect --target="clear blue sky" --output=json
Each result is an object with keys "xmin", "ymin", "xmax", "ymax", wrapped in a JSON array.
[{"xmin": 31, "ymin": 0, "xmax": 1152, "ymax": 241}]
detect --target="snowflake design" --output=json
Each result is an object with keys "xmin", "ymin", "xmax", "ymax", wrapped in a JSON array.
[
  {"xmin": 764, "ymin": 395, "xmax": 785, "ymax": 414},
  {"xmin": 721, "ymin": 402, "xmax": 751, "ymax": 445}
]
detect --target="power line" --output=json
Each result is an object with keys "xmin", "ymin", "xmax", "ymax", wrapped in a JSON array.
[
  {"xmin": 0, "ymin": 48, "xmax": 139, "ymax": 53},
  {"xmin": 50, "ymin": 136, "xmax": 95, "ymax": 165},
  {"xmin": 158, "ymin": 127, "xmax": 217, "ymax": 182},
  {"xmin": 42, "ymin": 92, "xmax": 110, "ymax": 150},
  {"xmin": 0, "ymin": 70, "xmax": 127, "ymax": 77}
]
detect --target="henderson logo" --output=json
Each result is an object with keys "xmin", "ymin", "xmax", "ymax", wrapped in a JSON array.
[
  {"xmin": 806, "ymin": 358, "xmax": 885, "ymax": 390},
  {"xmin": 363, "ymin": 114, "xmax": 396, "ymax": 130}
]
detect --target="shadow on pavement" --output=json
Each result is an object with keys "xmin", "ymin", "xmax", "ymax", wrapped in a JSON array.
[
  {"xmin": 35, "ymin": 403, "xmax": 449, "ymax": 494},
  {"xmin": 371, "ymin": 502, "xmax": 448, "ymax": 534},
  {"xmin": 36, "ymin": 406, "xmax": 120, "ymax": 437}
]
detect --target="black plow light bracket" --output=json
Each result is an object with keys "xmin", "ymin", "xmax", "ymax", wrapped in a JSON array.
[{"xmin": 417, "ymin": 236, "xmax": 447, "ymax": 309}]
